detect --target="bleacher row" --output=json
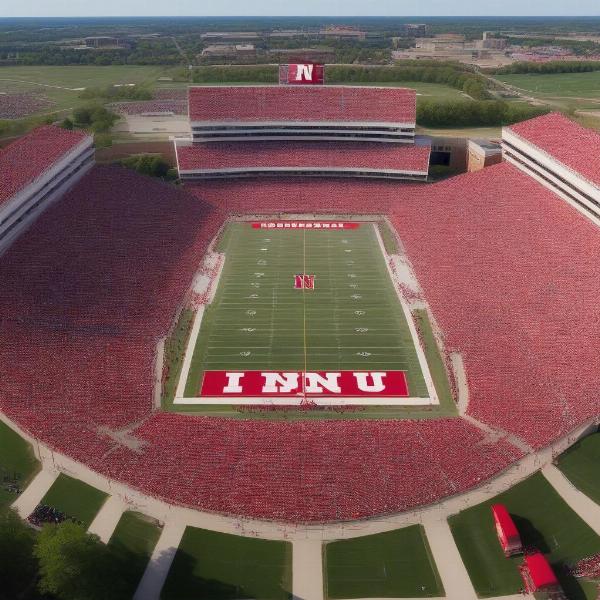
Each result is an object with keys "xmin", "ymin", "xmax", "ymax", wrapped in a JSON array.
[{"xmin": 1, "ymin": 153, "xmax": 599, "ymax": 521}]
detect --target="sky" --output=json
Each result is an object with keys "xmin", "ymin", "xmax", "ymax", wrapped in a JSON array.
[{"xmin": 2, "ymin": 0, "xmax": 600, "ymax": 18}]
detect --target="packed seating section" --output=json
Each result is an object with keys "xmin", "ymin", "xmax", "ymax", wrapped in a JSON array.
[{"xmin": 1, "ymin": 157, "xmax": 599, "ymax": 521}]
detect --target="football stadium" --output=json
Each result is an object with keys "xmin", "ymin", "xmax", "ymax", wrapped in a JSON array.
[{"xmin": 2, "ymin": 65, "xmax": 600, "ymax": 600}]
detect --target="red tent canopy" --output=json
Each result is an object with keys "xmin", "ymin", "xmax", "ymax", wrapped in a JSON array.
[
  {"xmin": 525, "ymin": 553, "xmax": 559, "ymax": 589},
  {"xmin": 491, "ymin": 504, "xmax": 522, "ymax": 555}
]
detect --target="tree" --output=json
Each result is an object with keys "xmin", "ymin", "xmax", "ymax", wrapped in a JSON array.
[
  {"xmin": 0, "ymin": 509, "xmax": 38, "ymax": 600},
  {"xmin": 34, "ymin": 521, "xmax": 130, "ymax": 600}
]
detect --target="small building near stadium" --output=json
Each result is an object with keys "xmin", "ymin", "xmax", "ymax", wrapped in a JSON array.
[
  {"xmin": 519, "ymin": 553, "xmax": 566, "ymax": 598},
  {"xmin": 491, "ymin": 504, "xmax": 522, "ymax": 556}
]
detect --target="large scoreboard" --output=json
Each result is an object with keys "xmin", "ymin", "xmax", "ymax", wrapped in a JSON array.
[{"xmin": 279, "ymin": 63, "xmax": 325, "ymax": 85}]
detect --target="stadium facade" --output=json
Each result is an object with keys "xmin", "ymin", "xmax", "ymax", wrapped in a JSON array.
[{"xmin": 175, "ymin": 84, "xmax": 430, "ymax": 181}]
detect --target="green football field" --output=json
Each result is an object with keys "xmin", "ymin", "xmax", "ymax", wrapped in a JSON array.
[{"xmin": 172, "ymin": 221, "xmax": 438, "ymax": 413}]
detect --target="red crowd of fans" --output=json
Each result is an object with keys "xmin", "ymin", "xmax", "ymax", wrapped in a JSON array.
[
  {"xmin": 176, "ymin": 141, "xmax": 430, "ymax": 173},
  {"xmin": 0, "ymin": 125, "xmax": 89, "ymax": 206},
  {"xmin": 1, "ymin": 153, "xmax": 600, "ymax": 521},
  {"xmin": 188, "ymin": 85, "xmax": 416, "ymax": 124},
  {"xmin": 0, "ymin": 93, "xmax": 54, "ymax": 119},
  {"xmin": 391, "ymin": 161, "xmax": 600, "ymax": 449}
]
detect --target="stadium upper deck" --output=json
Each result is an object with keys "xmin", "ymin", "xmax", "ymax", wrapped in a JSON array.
[
  {"xmin": 175, "ymin": 141, "xmax": 431, "ymax": 181},
  {"xmin": 502, "ymin": 112, "xmax": 600, "ymax": 222},
  {"xmin": 0, "ymin": 125, "xmax": 93, "ymax": 253},
  {"xmin": 188, "ymin": 85, "xmax": 417, "ymax": 142}
]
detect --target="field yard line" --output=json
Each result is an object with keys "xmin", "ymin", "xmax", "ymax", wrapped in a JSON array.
[
  {"xmin": 11, "ymin": 468, "xmax": 58, "ymax": 518},
  {"xmin": 372, "ymin": 223, "xmax": 438, "ymax": 405},
  {"xmin": 133, "ymin": 520, "xmax": 187, "ymax": 600},
  {"xmin": 422, "ymin": 516, "xmax": 478, "ymax": 600},
  {"xmin": 175, "ymin": 306, "xmax": 204, "ymax": 399},
  {"xmin": 542, "ymin": 464, "xmax": 600, "ymax": 536},
  {"xmin": 87, "ymin": 495, "xmax": 127, "ymax": 543},
  {"xmin": 293, "ymin": 539, "xmax": 324, "ymax": 600}
]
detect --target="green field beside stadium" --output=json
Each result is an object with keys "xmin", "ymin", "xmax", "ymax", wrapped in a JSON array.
[
  {"xmin": 162, "ymin": 220, "xmax": 459, "ymax": 419},
  {"xmin": 558, "ymin": 433, "xmax": 600, "ymax": 505},
  {"xmin": 41, "ymin": 473, "xmax": 108, "ymax": 528},
  {"xmin": 325, "ymin": 525, "xmax": 444, "ymax": 598},
  {"xmin": 161, "ymin": 526, "xmax": 292, "ymax": 600},
  {"xmin": 449, "ymin": 472, "xmax": 600, "ymax": 599},
  {"xmin": 108, "ymin": 511, "xmax": 162, "ymax": 596},
  {"xmin": 0, "ymin": 421, "xmax": 39, "ymax": 509}
]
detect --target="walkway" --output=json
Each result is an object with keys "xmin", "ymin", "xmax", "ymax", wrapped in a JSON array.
[
  {"xmin": 11, "ymin": 469, "xmax": 57, "ymax": 518},
  {"xmin": 87, "ymin": 495, "xmax": 127, "ymax": 543},
  {"xmin": 133, "ymin": 520, "xmax": 186, "ymax": 600},
  {"xmin": 543, "ymin": 464, "xmax": 600, "ymax": 536}
]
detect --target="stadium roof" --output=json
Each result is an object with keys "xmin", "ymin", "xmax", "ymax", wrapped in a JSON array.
[
  {"xmin": 188, "ymin": 85, "xmax": 416, "ymax": 124},
  {"xmin": 176, "ymin": 141, "xmax": 430, "ymax": 174},
  {"xmin": 0, "ymin": 125, "xmax": 89, "ymax": 206},
  {"xmin": 506, "ymin": 112, "xmax": 600, "ymax": 190}
]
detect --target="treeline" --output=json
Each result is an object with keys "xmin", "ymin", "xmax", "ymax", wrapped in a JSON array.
[
  {"xmin": 188, "ymin": 63, "xmax": 491, "ymax": 100},
  {"xmin": 191, "ymin": 65, "xmax": 278, "ymax": 83},
  {"xmin": 1, "ymin": 39, "xmax": 184, "ymax": 66},
  {"xmin": 1, "ymin": 509, "xmax": 140, "ymax": 600},
  {"xmin": 504, "ymin": 36, "xmax": 600, "ymax": 57},
  {"xmin": 494, "ymin": 60, "xmax": 600, "ymax": 75},
  {"xmin": 326, "ymin": 64, "xmax": 490, "ymax": 100},
  {"xmin": 120, "ymin": 154, "xmax": 178, "ymax": 180},
  {"xmin": 416, "ymin": 99, "xmax": 548, "ymax": 128}
]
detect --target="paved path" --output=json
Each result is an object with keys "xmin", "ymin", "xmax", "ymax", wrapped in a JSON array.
[
  {"xmin": 133, "ymin": 520, "xmax": 186, "ymax": 600},
  {"xmin": 87, "ymin": 495, "xmax": 127, "ymax": 543},
  {"xmin": 11, "ymin": 469, "xmax": 58, "ymax": 518},
  {"xmin": 543, "ymin": 464, "xmax": 600, "ymax": 536},
  {"xmin": 422, "ymin": 515, "xmax": 478, "ymax": 600},
  {"xmin": 293, "ymin": 539, "xmax": 324, "ymax": 600}
]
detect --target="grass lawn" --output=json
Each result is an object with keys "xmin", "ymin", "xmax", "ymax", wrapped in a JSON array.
[
  {"xmin": 449, "ymin": 472, "xmax": 600, "ymax": 599},
  {"xmin": 499, "ymin": 71, "xmax": 600, "ymax": 100},
  {"xmin": 413, "ymin": 309, "xmax": 454, "ymax": 409},
  {"xmin": 324, "ymin": 525, "xmax": 444, "ymax": 598},
  {"xmin": 161, "ymin": 527, "xmax": 292, "ymax": 600},
  {"xmin": 161, "ymin": 308, "xmax": 195, "ymax": 405},
  {"xmin": 0, "ymin": 65, "xmax": 184, "ymax": 120},
  {"xmin": 558, "ymin": 433, "xmax": 600, "ymax": 505},
  {"xmin": 108, "ymin": 511, "xmax": 162, "ymax": 596},
  {"xmin": 41, "ymin": 473, "xmax": 107, "ymax": 528},
  {"xmin": 0, "ymin": 421, "xmax": 40, "ymax": 509}
]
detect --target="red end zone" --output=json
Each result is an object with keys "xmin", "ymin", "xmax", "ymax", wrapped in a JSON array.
[
  {"xmin": 251, "ymin": 221, "xmax": 360, "ymax": 229},
  {"xmin": 200, "ymin": 370, "xmax": 409, "ymax": 399}
]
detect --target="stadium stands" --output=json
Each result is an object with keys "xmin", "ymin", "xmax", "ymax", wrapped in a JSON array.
[
  {"xmin": 391, "ymin": 161, "xmax": 600, "ymax": 449},
  {"xmin": 188, "ymin": 85, "xmax": 416, "ymax": 142},
  {"xmin": 0, "ymin": 125, "xmax": 94, "ymax": 252},
  {"xmin": 175, "ymin": 141, "xmax": 430, "ymax": 180},
  {"xmin": 502, "ymin": 112, "xmax": 600, "ymax": 221},
  {"xmin": 2, "ymin": 106, "xmax": 600, "ymax": 523}
]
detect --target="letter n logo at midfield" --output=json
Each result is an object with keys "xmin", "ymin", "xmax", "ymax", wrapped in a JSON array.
[{"xmin": 294, "ymin": 274, "xmax": 315, "ymax": 289}]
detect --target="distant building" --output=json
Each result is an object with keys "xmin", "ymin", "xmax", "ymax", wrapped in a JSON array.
[
  {"xmin": 200, "ymin": 44, "xmax": 256, "ymax": 63},
  {"xmin": 84, "ymin": 36, "xmax": 130, "ymax": 49},
  {"xmin": 200, "ymin": 32, "xmax": 261, "ymax": 42},
  {"xmin": 269, "ymin": 48, "xmax": 335, "ymax": 63},
  {"xmin": 403, "ymin": 24, "xmax": 428, "ymax": 36},
  {"xmin": 319, "ymin": 26, "xmax": 366, "ymax": 40}
]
